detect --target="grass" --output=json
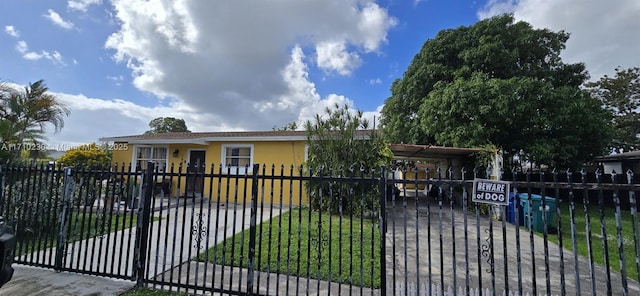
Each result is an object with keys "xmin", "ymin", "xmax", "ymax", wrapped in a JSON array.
[
  {"xmin": 546, "ymin": 200, "xmax": 640, "ymax": 281},
  {"xmin": 197, "ymin": 208, "xmax": 382, "ymax": 288},
  {"xmin": 16, "ymin": 211, "xmax": 140, "ymax": 256},
  {"xmin": 119, "ymin": 288, "xmax": 187, "ymax": 296}
]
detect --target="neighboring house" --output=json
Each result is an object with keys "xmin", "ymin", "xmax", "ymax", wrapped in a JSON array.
[
  {"xmin": 99, "ymin": 130, "xmax": 311, "ymax": 204},
  {"xmin": 596, "ymin": 150, "xmax": 640, "ymax": 175}
]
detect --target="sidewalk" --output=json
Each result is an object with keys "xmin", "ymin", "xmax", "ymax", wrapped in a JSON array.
[{"xmin": 0, "ymin": 264, "xmax": 134, "ymax": 296}]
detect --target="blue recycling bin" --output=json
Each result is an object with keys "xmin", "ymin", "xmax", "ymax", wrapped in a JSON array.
[
  {"xmin": 518, "ymin": 193, "xmax": 556, "ymax": 233},
  {"xmin": 506, "ymin": 192, "xmax": 516, "ymax": 224}
]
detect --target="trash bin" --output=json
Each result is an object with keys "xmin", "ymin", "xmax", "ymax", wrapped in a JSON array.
[
  {"xmin": 506, "ymin": 192, "xmax": 516, "ymax": 224},
  {"xmin": 518, "ymin": 194, "xmax": 556, "ymax": 233}
]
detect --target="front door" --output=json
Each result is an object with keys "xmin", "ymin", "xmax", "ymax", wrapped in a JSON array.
[{"xmin": 186, "ymin": 150, "xmax": 206, "ymax": 197}]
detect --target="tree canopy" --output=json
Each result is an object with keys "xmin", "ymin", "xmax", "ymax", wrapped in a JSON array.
[
  {"xmin": 587, "ymin": 67, "xmax": 640, "ymax": 153},
  {"xmin": 0, "ymin": 79, "xmax": 70, "ymax": 161},
  {"xmin": 144, "ymin": 117, "xmax": 190, "ymax": 134},
  {"xmin": 380, "ymin": 14, "xmax": 611, "ymax": 167}
]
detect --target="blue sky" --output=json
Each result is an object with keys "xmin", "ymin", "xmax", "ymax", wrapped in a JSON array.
[{"xmin": 1, "ymin": 0, "xmax": 638, "ymax": 147}]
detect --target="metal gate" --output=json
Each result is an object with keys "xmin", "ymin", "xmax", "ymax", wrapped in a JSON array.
[
  {"xmin": 0, "ymin": 163, "xmax": 146, "ymax": 280},
  {"xmin": 2, "ymin": 162, "xmax": 640, "ymax": 295}
]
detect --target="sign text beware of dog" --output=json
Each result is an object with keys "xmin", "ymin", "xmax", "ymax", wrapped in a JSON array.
[{"xmin": 472, "ymin": 178, "xmax": 510, "ymax": 205}]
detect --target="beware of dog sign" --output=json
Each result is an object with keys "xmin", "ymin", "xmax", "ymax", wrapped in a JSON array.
[{"xmin": 472, "ymin": 178, "xmax": 510, "ymax": 205}]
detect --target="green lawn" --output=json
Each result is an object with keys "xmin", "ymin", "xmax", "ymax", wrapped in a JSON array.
[
  {"xmin": 16, "ymin": 211, "xmax": 140, "ymax": 255},
  {"xmin": 547, "ymin": 200, "xmax": 640, "ymax": 281},
  {"xmin": 197, "ymin": 209, "xmax": 382, "ymax": 288},
  {"xmin": 119, "ymin": 288, "xmax": 187, "ymax": 296}
]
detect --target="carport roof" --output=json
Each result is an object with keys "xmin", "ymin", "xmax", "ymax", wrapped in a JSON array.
[{"xmin": 390, "ymin": 144, "xmax": 488, "ymax": 160}]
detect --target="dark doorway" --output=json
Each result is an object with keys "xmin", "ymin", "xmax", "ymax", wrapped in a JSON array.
[{"xmin": 186, "ymin": 150, "xmax": 206, "ymax": 197}]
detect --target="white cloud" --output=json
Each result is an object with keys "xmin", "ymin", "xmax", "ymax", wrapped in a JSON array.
[
  {"xmin": 68, "ymin": 0, "xmax": 102, "ymax": 12},
  {"xmin": 4, "ymin": 25, "xmax": 19, "ymax": 38},
  {"xmin": 368, "ymin": 78, "xmax": 382, "ymax": 85},
  {"xmin": 14, "ymin": 40, "xmax": 65, "ymax": 64},
  {"xmin": 478, "ymin": 0, "xmax": 640, "ymax": 80},
  {"xmin": 15, "ymin": 41, "xmax": 28, "ymax": 53},
  {"xmin": 104, "ymin": 0, "xmax": 396, "ymax": 132},
  {"xmin": 44, "ymin": 9, "xmax": 75, "ymax": 30},
  {"xmin": 316, "ymin": 41, "xmax": 361, "ymax": 75}
]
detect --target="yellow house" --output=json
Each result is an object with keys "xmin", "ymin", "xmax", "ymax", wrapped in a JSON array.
[{"xmin": 99, "ymin": 130, "xmax": 309, "ymax": 205}]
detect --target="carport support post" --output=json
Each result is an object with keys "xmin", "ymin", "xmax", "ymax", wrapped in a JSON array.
[
  {"xmin": 135, "ymin": 162, "xmax": 155, "ymax": 287},
  {"xmin": 378, "ymin": 166, "xmax": 387, "ymax": 296}
]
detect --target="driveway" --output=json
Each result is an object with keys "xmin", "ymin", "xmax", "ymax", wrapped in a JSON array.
[{"xmin": 385, "ymin": 193, "xmax": 640, "ymax": 295}]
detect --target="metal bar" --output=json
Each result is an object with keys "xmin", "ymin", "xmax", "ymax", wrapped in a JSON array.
[
  {"xmin": 125, "ymin": 163, "xmax": 138, "ymax": 280},
  {"xmin": 525, "ymin": 170, "xmax": 537, "ymax": 295},
  {"xmin": 404, "ymin": 168, "xmax": 411, "ymax": 296},
  {"xmin": 306, "ymin": 165, "xmax": 313, "ymax": 296},
  {"xmin": 200, "ymin": 163, "xmax": 216, "ymax": 291},
  {"xmin": 512, "ymin": 169, "xmax": 522, "ymax": 296},
  {"xmin": 553, "ymin": 170, "xmax": 566, "ymax": 296},
  {"xmin": 237, "ymin": 165, "xmax": 251, "ymax": 292},
  {"xmin": 246, "ymin": 164, "xmax": 260, "ymax": 296},
  {"xmin": 568, "ymin": 170, "xmax": 582, "ymax": 295},
  {"xmin": 185, "ymin": 166, "xmax": 201, "ymax": 296},
  {"xmin": 135, "ymin": 162, "xmax": 155, "ymax": 287},
  {"xmin": 276, "ymin": 165, "xmax": 285, "ymax": 295},
  {"xmin": 611, "ymin": 171, "xmax": 629, "ymax": 295},
  {"xmin": 448, "ymin": 167, "xmax": 456, "ymax": 293},
  {"xmin": 266, "ymin": 165, "xmax": 276, "ymax": 293},
  {"xmin": 227, "ymin": 165, "xmax": 242, "ymax": 291},
  {"xmin": 596, "ymin": 169, "xmax": 613, "ymax": 294},
  {"xmin": 461, "ymin": 168, "xmax": 470, "ymax": 294},
  {"xmin": 438, "ymin": 167, "xmax": 444, "ymax": 296},
  {"xmin": 32, "ymin": 163, "xmax": 45, "ymax": 265},
  {"xmin": 379, "ymin": 166, "xmax": 387, "ymax": 296},
  {"xmin": 540, "ymin": 171, "xmax": 551, "ymax": 295},
  {"xmin": 474, "ymin": 168, "xmax": 482, "ymax": 293},
  {"xmin": 628, "ymin": 169, "xmax": 640, "ymax": 284},
  {"xmin": 295, "ymin": 165, "xmax": 303, "ymax": 296},
  {"xmin": 56, "ymin": 167, "xmax": 73, "ymax": 271},
  {"xmin": 209, "ymin": 164, "xmax": 224, "ymax": 294},
  {"xmin": 369, "ymin": 169, "xmax": 375, "ymax": 296},
  {"xmin": 337, "ymin": 167, "xmax": 344, "ymax": 296},
  {"xmin": 285, "ymin": 165, "xmax": 294, "ymax": 296}
]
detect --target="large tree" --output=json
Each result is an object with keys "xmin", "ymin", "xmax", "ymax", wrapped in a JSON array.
[
  {"xmin": 144, "ymin": 117, "xmax": 190, "ymax": 134},
  {"xmin": 381, "ymin": 14, "xmax": 611, "ymax": 168},
  {"xmin": 587, "ymin": 67, "xmax": 640, "ymax": 153},
  {"xmin": 0, "ymin": 80, "xmax": 70, "ymax": 160}
]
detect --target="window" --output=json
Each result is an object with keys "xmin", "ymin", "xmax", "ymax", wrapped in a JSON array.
[
  {"xmin": 135, "ymin": 146, "xmax": 168, "ymax": 171},
  {"xmin": 221, "ymin": 144, "xmax": 253, "ymax": 173}
]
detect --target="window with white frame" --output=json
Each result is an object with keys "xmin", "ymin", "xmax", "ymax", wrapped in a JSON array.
[
  {"xmin": 222, "ymin": 144, "xmax": 253, "ymax": 173},
  {"xmin": 134, "ymin": 146, "xmax": 168, "ymax": 171}
]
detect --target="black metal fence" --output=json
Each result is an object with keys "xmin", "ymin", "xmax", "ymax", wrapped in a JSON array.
[{"xmin": 1, "ymin": 162, "xmax": 639, "ymax": 295}]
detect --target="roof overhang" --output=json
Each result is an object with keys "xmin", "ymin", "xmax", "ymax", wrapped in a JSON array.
[
  {"xmin": 390, "ymin": 144, "xmax": 487, "ymax": 160},
  {"xmin": 596, "ymin": 151, "xmax": 640, "ymax": 162}
]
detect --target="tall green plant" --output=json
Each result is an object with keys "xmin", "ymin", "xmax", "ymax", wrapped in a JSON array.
[{"xmin": 304, "ymin": 104, "xmax": 392, "ymax": 215}]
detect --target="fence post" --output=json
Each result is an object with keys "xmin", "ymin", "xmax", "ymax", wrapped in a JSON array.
[
  {"xmin": 55, "ymin": 167, "xmax": 74, "ymax": 271},
  {"xmin": 379, "ymin": 166, "xmax": 387, "ymax": 296},
  {"xmin": 246, "ymin": 164, "xmax": 260, "ymax": 295},
  {"xmin": 134, "ymin": 162, "xmax": 155, "ymax": 286}
]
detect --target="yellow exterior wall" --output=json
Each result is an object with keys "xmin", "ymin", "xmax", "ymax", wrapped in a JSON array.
[{"xmin": 110, "ymin": 140, "xmax": 309, "ymax": 205}]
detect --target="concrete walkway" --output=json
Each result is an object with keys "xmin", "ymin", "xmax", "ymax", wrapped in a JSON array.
[
  {"xmin": 0, "ymin": 265, "xmax": 133, "ymax": 296},
  {"xmin": 385, "ymin": 194, "xmax": 640, "ymax": 295}
]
